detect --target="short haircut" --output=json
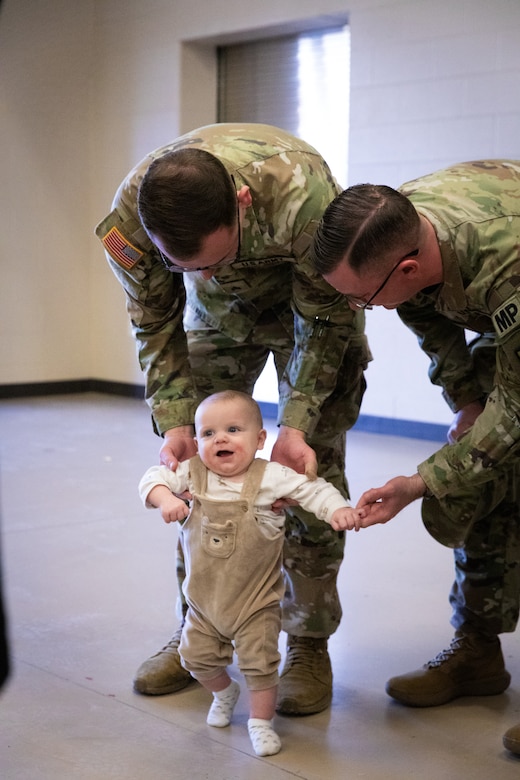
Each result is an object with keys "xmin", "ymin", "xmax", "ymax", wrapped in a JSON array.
[
  {"xmin": 311, "ymin": 184, "xmax": 420, "ymax": 275},
  {"xmin": 137, "ymin": 148, "xmax": 237, "ymax": 259}
]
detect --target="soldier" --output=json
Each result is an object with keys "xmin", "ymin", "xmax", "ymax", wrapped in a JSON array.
[
  {"xmin": 95, "ymin": 123, "xmax": 370, "ymax": 716},
  {"xmin": 310, "ymin": 159, "xmax": 520, "ymax": 752}
]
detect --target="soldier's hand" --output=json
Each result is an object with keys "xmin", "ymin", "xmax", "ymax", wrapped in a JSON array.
[
  {"xmin": 447, "ymin": 400, "xmax": 485, "ymax": 444},
  {"xmin": 270, "ymin": 425, "xmax": 318, "ymax": 480},
  {"xmin": 356, "ymin": 474, "xmax": 428, "ymax": 525},
  {"xmin": 160, "ymin": 425, "xmax": 197, "ymax": 470},
  {"xmin": 271, "ymin": 496, "xmax": 299, "ymax": 513}
]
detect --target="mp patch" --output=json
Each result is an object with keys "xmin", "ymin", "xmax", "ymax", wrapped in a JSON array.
[
  {"xmin": 101, "ymin": 226, "xmax": 143, "ymax": 269},
  {"xmin": 492, "ymin": 290, "xmax": 520, "ymax": 341}
]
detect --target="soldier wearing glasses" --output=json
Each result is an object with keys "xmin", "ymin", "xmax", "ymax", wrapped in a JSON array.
[
  {"xmin": 95, "ymin": 123, "xmax": 370, "ymax": 716},
  {"xmin": 311, "ymin": 159, "xmax": 520, "ymax": 753}
]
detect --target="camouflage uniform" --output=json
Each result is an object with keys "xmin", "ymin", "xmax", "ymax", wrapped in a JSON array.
[
  {"xmin": 95, "ymin": 124, "xmax": 370, "ymax": 638},
  {"xmin": 396, "ymin": 160, "xmax": 520, "ymax": 636}
]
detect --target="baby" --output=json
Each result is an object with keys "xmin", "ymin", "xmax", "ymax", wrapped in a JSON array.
[{"xmin": 139, "ymin": 390, "xmax": 363, "ymax": 756}]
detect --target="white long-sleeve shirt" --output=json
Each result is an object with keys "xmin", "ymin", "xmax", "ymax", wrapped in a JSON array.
[{"xmin": 139, "ymin": 459, "xmax": 351, "ymax": 538}]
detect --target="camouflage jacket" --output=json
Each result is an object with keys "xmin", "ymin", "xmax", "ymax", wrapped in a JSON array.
[
  {"xmin": 396, "ymin": 160, "xmax": 520, "ymax": 497},
  {"xmin": 95, "ymin": 124, "xmax": 366, "ymax": 435}
]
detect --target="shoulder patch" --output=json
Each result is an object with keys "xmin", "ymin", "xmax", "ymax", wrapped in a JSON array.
[
  {"xmin": 492, "ymin": 290, "xmax": 520, "ymax": 341},
  {"xmin": 101, "ymin": 226, "xmax": 144, "ymax": 269}
]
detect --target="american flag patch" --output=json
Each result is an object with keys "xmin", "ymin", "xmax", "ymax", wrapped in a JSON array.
[{"xmin": 101, "ymin": 226, "xmax": 143, "ymax": 269}]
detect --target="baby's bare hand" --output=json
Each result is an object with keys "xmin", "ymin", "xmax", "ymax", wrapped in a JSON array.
[
  {"xmin": 161, "ymin": 497, "xmax": 190, "ymax": 524},
  {"xmin": 329, "ymin": 507, "xmax": 365, "ymax": 532}
]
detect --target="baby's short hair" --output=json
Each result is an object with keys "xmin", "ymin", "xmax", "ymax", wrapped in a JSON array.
[{"xmin": 197, "ymin": 390, "xmax": 264, "ymax": 429}]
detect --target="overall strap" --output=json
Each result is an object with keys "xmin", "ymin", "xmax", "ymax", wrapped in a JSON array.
[
  {"xmin": 189, "ymin": 455, "xmax": 268, "ymax": 501},
  {"xmin": 188, "ymin": 455, "xmax": 207, "ymax": 494},
  {"xmin": 239, "ymin": 458, "xmax": 269, "ymax": 503}
]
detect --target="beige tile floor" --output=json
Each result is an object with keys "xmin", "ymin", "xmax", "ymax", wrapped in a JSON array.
[{"xmin": 0, "ymin": 393, "xmax": 519, "ymax": 779}]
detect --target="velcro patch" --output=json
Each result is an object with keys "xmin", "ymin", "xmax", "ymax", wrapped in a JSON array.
[
  {"xmin": 101, "ymin": 226, "xmax": 143, "ymax": 269},
  {"xmin": 492, "ymin": 290, "xmax": 520, "ymax": 341}
]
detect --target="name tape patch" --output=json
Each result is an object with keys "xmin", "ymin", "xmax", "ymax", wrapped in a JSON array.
[
  {"xmin": 102, "ymin": 226, "xmax": 143, "ymax": 269},
  {"xmin": 492, "ymin": 291, "xmax": 520, "ymax": 340}
]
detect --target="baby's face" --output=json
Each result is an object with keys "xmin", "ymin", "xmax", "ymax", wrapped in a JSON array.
[{"xmin": 194, "ymin": 398, "xmax": 266, "ymax": 480}]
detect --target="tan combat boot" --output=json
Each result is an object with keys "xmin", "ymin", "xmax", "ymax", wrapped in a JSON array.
[
  {"xmin": 276, "ymin": 635, "xmax": 332, "ymax": 715},
  {"xmin": 133, "ymin": 625, "xmax": 193, "ymax": 695},
  {"xmin": 503, "ymin": 723, "xmax": 520, "ymax": 755},
  {"xmin": 386, "ymin": 630, "xmax": 511, "ymax": 707}
]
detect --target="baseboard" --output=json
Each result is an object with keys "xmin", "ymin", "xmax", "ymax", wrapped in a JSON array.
[
  {"xmin": 0, "ymin": 379, "xmax": 144, "ymax": 400},
  {"xmin": 0, "ymin": 383, "xmax": 448, "ymax": 442}
]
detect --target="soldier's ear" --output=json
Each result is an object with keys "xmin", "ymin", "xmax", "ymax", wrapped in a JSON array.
[{"xmin": 401, "ymin": 257, "xmax": 420, "ymax": 276}]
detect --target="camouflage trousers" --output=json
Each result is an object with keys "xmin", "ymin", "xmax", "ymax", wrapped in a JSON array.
[
  {"xmin": 423, "ymin": 466, "xmax": 520, "ymax": 637},
  {"xmin": 173, "ymin": 302, "xmax": 368, "ymax": 638},
  {"xmin": 423, "ymin": 334, "xmax": 520, "ymax": 636}
]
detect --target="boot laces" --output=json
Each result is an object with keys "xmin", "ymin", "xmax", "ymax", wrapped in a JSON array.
[
  {"xmin": 285, "ymin": 638, "xmax": 323, "ymax": 671},
  {"xmin": 159, "ymin": 624, "xmax": 184, "ymax": 654},
  {"xmin": 426, "ymin": 635, "xmax": 466, "ymax": 669}
]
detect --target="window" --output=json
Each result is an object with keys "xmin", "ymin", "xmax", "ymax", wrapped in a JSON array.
[
  {"xmin": 217, "ymin": 25, "xmax": 350, "ymax": 406},
  {"xmin": 217, "ymin": 25, "xmax": 350, "ymax": 185}
]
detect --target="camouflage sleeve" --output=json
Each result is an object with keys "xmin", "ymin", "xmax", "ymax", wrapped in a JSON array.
[
  {"xmin": 278, "ymin": 246, "xmax": 369, "ymax": 436},
  {"xmin": 250, "ymin": 150, "xmax": 370, "ymax": 435},
  {"xmin": 96, "ymin": 204, "xmax": 199, "ymax": 436},
  {"xmin": 418, "ymin": 283, "xmax": 520, "ymax": 497},
  {"xmin": 109, "ymin": 253, "xmax": 199, "ymax": 435},
  {"xmin": 397, "ymin": 293, "xmax": 486, "ymax": 412},
  {"xmin": 418, "ymin": 382, "xmax": 520, "ymax": 497}
]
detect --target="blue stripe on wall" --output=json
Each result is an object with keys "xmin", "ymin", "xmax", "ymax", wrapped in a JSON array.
[{"xmin": 256, "ymin": 401, "xmax": 448, "ymax": 443}]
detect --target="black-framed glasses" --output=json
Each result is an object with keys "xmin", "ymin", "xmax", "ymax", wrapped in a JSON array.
[
  {"xmin": 348, "ymin": 248, "xmax": 419, "ymax": 310},
  {"xmin": 158, "ymin": 182, "xmax": 241, "ymax": 273}
]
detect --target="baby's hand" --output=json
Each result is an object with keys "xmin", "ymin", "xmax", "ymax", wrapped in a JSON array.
[
  {"xmin": 159, "ymin": 494, "xmax": 190, "ymax": 524},
  {"xmin": 153, "ymin": 491, "xmax": 190, "ymax": 523},
  {"xmin": 330, "ymin": 506, "xmax": 365, "ymax": 532},
  {"xmin": 146, "ymin": 485, "xmax": 190, "ymax": 524}
]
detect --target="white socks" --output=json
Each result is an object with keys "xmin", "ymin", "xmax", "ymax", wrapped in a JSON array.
[
  {"xmin": 247, "ymin": 718, "xmax": 281, "ymax": 756},
  {"xmin": 206, "ymin": 680, "xmax": 240, "ymax": 727},
  {"xmin": 206, "ymin": 681, "xmax": 282, "ymax": 756}
]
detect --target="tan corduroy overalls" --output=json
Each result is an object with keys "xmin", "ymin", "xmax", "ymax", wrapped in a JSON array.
[{"xmin": 178, "ymin": 456, "xmax": 284, "ymax": 691}]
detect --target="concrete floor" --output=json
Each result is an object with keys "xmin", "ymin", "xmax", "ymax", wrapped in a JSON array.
[{"xmin": 1, "ymin": 393, "xmax": 519, "ymax": 779}]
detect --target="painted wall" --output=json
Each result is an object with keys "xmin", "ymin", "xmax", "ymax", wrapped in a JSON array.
[{"xmin": 1, "ymin": 0, "xmax": 519, "ymax": 428}]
